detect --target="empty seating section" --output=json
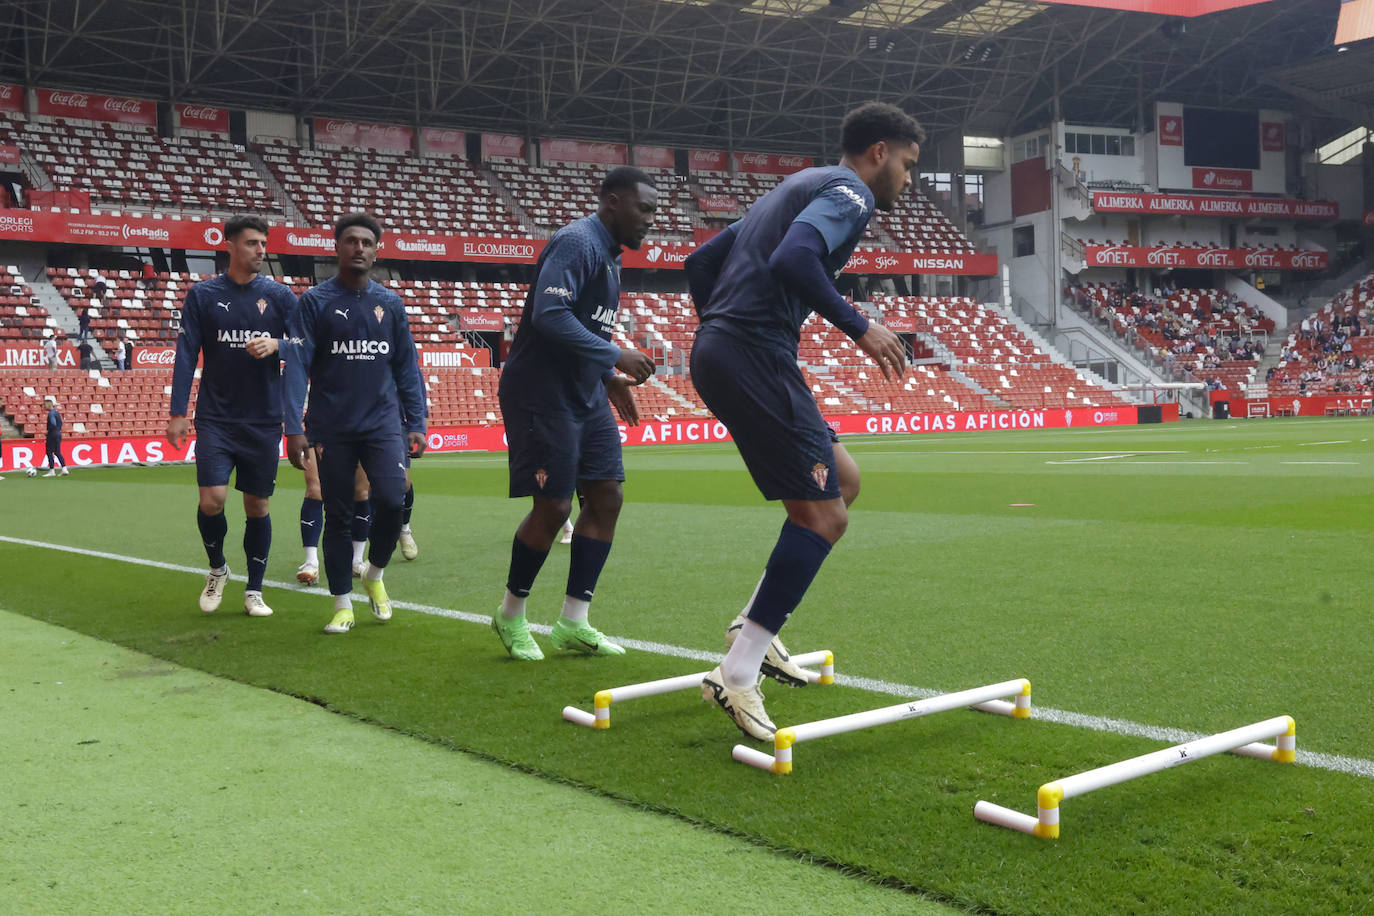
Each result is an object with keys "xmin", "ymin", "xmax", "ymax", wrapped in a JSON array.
[
  {"xmin": 0, "ymin": 369, "xmax": 182, "ymax": 438},
  {"xmin": 48, "ymin": 267, "xmax": 186, "ymax": 346},
  {"xmin": 1, "ymin": 114, "xmax": 276, "ymax": 216},
  {"xmin": 485, "ymin": 161, "xmax": 693, "ymax": 237},
  {"xmin": 875, "ymin": 295, "xmax": 1129, "ymax": 409},
  {"xmin": 255, "ymin": 140, "xmax": 521, "ymax": 235},
  {"xmin": 1268, "ymin": 274, "xmax": 1374, "ymax": 397},
  {"xmin": 870, "ymin": 195, "xmax": 974, "ymax": 254},
  {"xmin": 0, "ymin": 266, "xmax": 52, "ymax": 342}
]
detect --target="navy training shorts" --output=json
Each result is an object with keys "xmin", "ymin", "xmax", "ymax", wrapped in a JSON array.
[
  {"xmin": 690, "ymin": 322, "xmax": 841, "ymax": 502},
  {"xmin": 193, "ymin": 418, "xmax": 282, "ymax": 497},
  {"xmin": 502, "ymin": 400, "xmax": 624, "ymax": 499}
]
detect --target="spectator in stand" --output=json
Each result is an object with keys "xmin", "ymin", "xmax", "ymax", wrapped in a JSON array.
[
  {"xmin": 77, "ymin": 340, "xmax": 93, "ymax": 370},
  {"xmin": 76, "ymin": 306, "xmax": 92, "ymax": 343},
  {"xmin": 114, "ymin": 333, "xmax": 127, "ymax": 371},
  {"xmin": 43, "ymin": 335, "xmax": 58, "ymax": 371},
  {"xmin": 141, "ymin": 260, "xmax": 158, "ymax": 293},
  {"xmin": 93, "ymin": 273, "xmax": 110, "ymax": 303}
]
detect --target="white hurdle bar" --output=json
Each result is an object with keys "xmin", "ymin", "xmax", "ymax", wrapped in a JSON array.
[
  {"xmin": 974, "ymin": 714, "xmax": 1296, "ymax": 839},
  {"xmin": 733, "ymin": 677, "xmax": 1031, "ymax": 775},
  {"xmin": 562, "ymin": 650, "xmax": 835, "ymax": 729}
]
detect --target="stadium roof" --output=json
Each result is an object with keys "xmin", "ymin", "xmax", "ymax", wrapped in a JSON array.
[{"xmin": 0, "ymin": 0, "xmax": 1357, "ymax": 159}]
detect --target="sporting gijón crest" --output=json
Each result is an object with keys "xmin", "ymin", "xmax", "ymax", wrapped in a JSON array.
[
  {"xmin": 811, "ymin": 462, "xmax": 829, "ymax": 490},
  {"xmin": 535, "ymin": 468, "xmax": 548, "ymax": 489}
]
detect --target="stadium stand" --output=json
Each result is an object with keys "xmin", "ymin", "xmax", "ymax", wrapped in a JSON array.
[
  {"xmin": 1267, "ymin": 273, "xmax": 1374, "ymax": 396},
  {"xmin": 1, "ymin": 113, "xmax": 277, "ymax": 217},
  {"xmin": 0, "ymin": 266, "xmax": 52, "ymax": 343},
  {"xmin": 253, "ymin": 139, "xmax": 523, "ymax": 236},
  {"xmin": 486, "ymin": 160, "xmax": 693, "ymax": 238}
]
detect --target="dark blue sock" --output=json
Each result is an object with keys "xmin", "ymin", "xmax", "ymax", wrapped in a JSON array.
[
  {"xmin": 401, "ymin": 484, "xmax": 414, "ymax": 526},
  {"xmin": 196, "ymin": 509, "xmax": 228, "ymax": 569},
  {"xmin": 506, "ymin": 536, "xmax": 550, "ymax": 598},
  {"xmin": 745, "ymin": 520, "xmax": 832, "ymax": 633},
  {"xmin": 300, "ymin": 497, "xmax": 323, "ymax": 549},
  {"xmin": 352, "ymin": 499, "xmax": 372, "ymax": 542},
  {"xmin": 566, "ymin": 535, "xmax": 612, "ymax": 602},
  {"xmin": 244, "ymin": 514, "xmax": 272, "ymax": 591}
]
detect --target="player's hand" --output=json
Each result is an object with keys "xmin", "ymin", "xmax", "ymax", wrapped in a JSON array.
[
  {"xmin": 246, "ymin": 337, "xmax": 280, "ymax": 359},
  {"xmin": 615, "ymin": 347, "xmax": 655, "ymax": 384},
  {"xmin": 167, "ymin": 415, "xmax": 190, "ymax": 450},
  {"xmin": 605, "ymin": 376, "xmax": 640, "ymax": 426},
  {"xmin": 856, "ymin": 323, "xmax": 907, "ymax": 380},
  {"xmin": 285, "ymin": 433, "xmax": 310, "ymax": 470},
  {"xmin": 408, "ymin": 431, "xmax": 427, "ymax": 458}
]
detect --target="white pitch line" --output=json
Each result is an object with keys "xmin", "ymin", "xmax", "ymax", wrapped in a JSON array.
[
  {"xmin": 1281, "ymin": 461, "xmax": 1358, "ymax": 466},
  {"xmin": 2, "ymin": 533, "xmax": 1371, "ymax": 781},
  {"xmin": 1300, "ymin": 440, "xmax": 1352, "ymax": 446}
]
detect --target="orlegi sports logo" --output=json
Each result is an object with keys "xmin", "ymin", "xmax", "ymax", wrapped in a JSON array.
[
  {"xmin": 331, "ymin": 338, "xmax": 391, "ymax": 361},
  {"xmin": 0, "ymin": 213, "xmax": 37, "ymax": 235}
]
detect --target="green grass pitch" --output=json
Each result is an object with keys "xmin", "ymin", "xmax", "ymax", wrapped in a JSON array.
[{"xmin": 2, "ymin": 416, "xmax": 1372, "ymax": 914}]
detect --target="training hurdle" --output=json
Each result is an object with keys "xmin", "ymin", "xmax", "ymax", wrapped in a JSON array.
[
  {"xmin": 562, "ymin": 650, "xmax": 835, "ymax": 729},
  {"xmin": 974, "ymin": 714, "xmax": 1296, "ymax": 839},
  {"xmin": 732, "ymin": 677, "xmax": 1032, "ymax": 775}
]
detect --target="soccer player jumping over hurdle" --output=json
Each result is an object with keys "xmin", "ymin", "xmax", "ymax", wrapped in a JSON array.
[
  {"xmin": 685, "ymin": 102, "xmax": 922, "ymax": 739},
  {"xmin": 283, "ymin": 212, "xmax": 426, "ymax": 635},
  {"xmin": 492, "ymin": 166, "xmax": 657, "ymax": 661},
  {"xmin": 168, "ymin": 214, "xmax": 299, "ymax": 618}
]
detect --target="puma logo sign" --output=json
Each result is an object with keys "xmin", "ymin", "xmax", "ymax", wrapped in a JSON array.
[
  {"xmin": 216, "ymin": 301, "xmax": 231, "ymax": 311},
  {"xmin": 335, "ymin": 308, "xmax": 350, "ymax": 319}
]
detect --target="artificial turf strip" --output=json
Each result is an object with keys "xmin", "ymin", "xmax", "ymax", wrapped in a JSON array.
[
  {"xmin": 0, "ymin": 609, "xmax": 957, "ymax": 916},
  {"xmin": 2, "ymin": 540, "xmax": 1372, "ymax": 916}
]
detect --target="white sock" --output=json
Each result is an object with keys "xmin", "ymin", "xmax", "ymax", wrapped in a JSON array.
[
  {"xmin": 501, "ymin": 589, "xmax": 527, "ymax": 620},
  {"xmin": 364, "ymin": 563, "xmax": 384, "ymax": 581},
  {"xmin": 211, "ymin": 564, "xmax": 228, "ymax": 576},
  {"xmin": 333, "ymin": 594, "xmax": 351, "ymax": 611},
  {"xmin": 352, "ymin": 540, "xmax": 366, "ymax": 565},
  {"xmin": 561, "ymin": 519, "xmax": 574, "ymax": 534},
  {"xmin": 303, "ymin": 546, "xmax": 318, "ymax": 565},
  {"xmin": 401, "ymin": 523, "xmax": 412, "ymax": 534},
  {"xmin": 722, "ymin": 618, "xmax": 773, "ymax": 688},
  {"xmin": 560, "ymin": 596, "xmax": 590, "ymax": 623},
  {"xmin": 245, "ymin": 589, "xmax": 262, "ymax": 598}
]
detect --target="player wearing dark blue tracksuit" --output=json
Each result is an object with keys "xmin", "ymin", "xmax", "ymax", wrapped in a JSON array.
[
  {"xmin": 42, "ymin": 398, "xmax": 67, "ymax": 475},
  {"xmin": 283, "ymin": 212, "xmax": 425, "ymax": 635},
  {"xmin": 685, "ymin": 102, "xmax": 924, "ymax": 740},
  {"xmin": 169, "ymin": 214, "xmax": 298, "ymax": 618},
  {"xmin": 490, "ymin": 167, "xmax": 657, "ymax": 662}
]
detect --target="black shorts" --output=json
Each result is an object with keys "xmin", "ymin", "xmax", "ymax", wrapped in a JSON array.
[
  {"xmin": 192, "ymin": 418, "xmax": 281, "ymax": 498},
  {"xmin": 690, "ymin": 323, "xmax": 840, "ymax": 501},
  {"xmin": 502, "ymin": 401, "xmax": 623, "ymax": 499}
]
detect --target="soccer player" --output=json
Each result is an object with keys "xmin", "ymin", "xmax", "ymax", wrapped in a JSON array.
[
  {"xmin": 283, "ymin": 212, "xmax": 425, "ymax": 635},
  {"xmin": 169, "ymin": 214, "xmax": 298, "ymax": 618},
  {"xmin": 685, "ymin": 102, "xmax": 921, "ymax": 739},
  {"xmin": 492, "ymin": 166, "xmax": 657, "ymax": 661},
  {"xmin": 41, "ymin": 395, "xmax": 68, "ymax": 476}
]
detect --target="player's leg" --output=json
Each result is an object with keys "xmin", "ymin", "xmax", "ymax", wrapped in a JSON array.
[
  {"xmin": 351, "ymin": 465, "xmax": 371, "ymax": 578},
  {"xmin": 550, "ymin": 406, "xmax": 627, "ymax": 656},
  {"xmin": 354, "ymin": 434, "xmax": 408, "ymax": 623},
  {"xmin": 317, "ymin": 441, "xmax": 363, "ymax": 634},
  {"xmin": 397, "ymin": 459, "xmax": 418, "ymax": 560},
  {"xmin": 297, "ymin": 451, "xmax": 323, "ymax": 584},
  {"xmin": 493, "ymin": 406, "xmax": 578, "ymax": 660},
  {"xmin": 192, "ymin": 420, "xmax": 233, "ymax": 613},
  {"xmin": 234, "ymin": 422, "xmax": 282, "ymax": 618}
]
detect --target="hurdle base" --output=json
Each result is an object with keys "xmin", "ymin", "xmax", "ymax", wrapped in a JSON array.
[
  {"xmin": 732, "ymin": 744, "xmax": 781, "ymax": 773},
  {"xmin": 562, "ymin": 706, "xmax": 597, "ymax": 728},
  {"xmin": 973, "ymin": 801, "xmax": 1041, "ymax": 836}
]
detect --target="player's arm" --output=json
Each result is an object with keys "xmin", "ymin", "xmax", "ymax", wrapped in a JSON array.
[
  {"xmin": 167, "ymin": 286, "xmax": 203, "ymax": 448},
  {"xmin": 281, "ymin": 290, "xmax": 316, "ymax": 467},
  {"xmin": 684, "ymin": 223, "xmax": 738, "ymax": 313},
  {"xmin": 390, "ymin": 298, "xmax": 427, "ymax": 456}
]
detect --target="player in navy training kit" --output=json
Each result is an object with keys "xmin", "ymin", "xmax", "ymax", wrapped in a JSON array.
[
  {"xmin": 41, "ymin": 395, "xmax": 68, "ymax": 476},
  {"xmin": 686, "ymin": 102, "xmax": 923, "ymax": 739},
  {"xmin": 492, "ymin": 166, "xmax": 657, "ymax": 661},
  {"xmin": 283, "ymin": 213, "xmax": 426, "ymax": 635},
  {"xmin": 169, "ymin": 214, "xmax": 299, "ymax": 618}
]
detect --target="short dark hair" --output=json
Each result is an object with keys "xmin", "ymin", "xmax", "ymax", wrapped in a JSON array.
[
  {"xmin": 840, "ymin": 102, "xmax": 927, "ymax": 156},
  {"xmin": 334, "ymin": 212, "xmax": 383, "ymax": 241},
  {"xmin": 224, "ymin": 214, "xmax": 270, "ymax": 240},
  {"xmin": 600, "ymin": 166, "xmax": 655, "ymax": 198}
]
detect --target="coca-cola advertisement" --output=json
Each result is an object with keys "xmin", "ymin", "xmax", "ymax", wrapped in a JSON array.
[
  {"xmin": 37, "ymin": 88, "xmax": 156, "ymax": 127},
  {"xmin": 1191, "ymin": 167, "xmax": 1253, "ymax": 192},
  {"xmin": 1091, "ymin": 191, "xmax": 1338, "ymax": 221},
  {"xmin": 540, "ymin": 138, "xmax": 628, "ymax": 166},
  {"xmin": 0, "ymin": 82, "xmax": 22, "ymax": 114},
  {"xmin": 0, "ymin": 144, "xmax": 19, "ymax": 166},
  {"xmin": 132, "ymin": 347, "xmax": 177, "ymax": 369},
  {"xmin": 421, "ymin": 127, "xmax": 466, "ymax": 157},
  {"xmin": 1158, "ymin": 114, "xmax": 1183, "ymax": 146},
  {"xmin": 1083, "ymin": 244, "xmax": 1327, "ymax": 271},
  {"xmin": 694, "ymin": 194, "xmax": 738, "ymax": 213},
  {"xmin": 633, "ymin": 145, "xmax": 675, "ymax": 169},
  {"xmin": 481, "ymin": 133, "xmax": 527, "ymax": 161},
  {"xmin": 688, "ymin": 149, "xmax": 728, "ymax": 173},
  {"xmin": 177, "ymin": 103, "xmax": 229, "ymax": 133},
  {"xmin": 732, "ymin": 152, "xmax": 814, "ymax": 175},
  {"xmin": 1260, "ymin": 121, "xmax": 1284, "ymax": 153},
  {"xmin": 314, "ymin": 118, "xmax": 412, "ymax": 152}
]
